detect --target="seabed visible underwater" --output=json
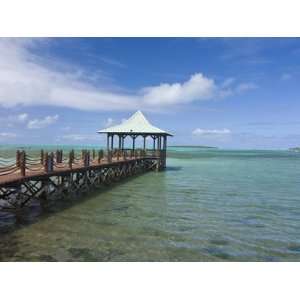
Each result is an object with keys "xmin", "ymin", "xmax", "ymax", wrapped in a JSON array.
[{"xmin": 0, "ymin": 146, "xmax": 300, "ymax": 261}]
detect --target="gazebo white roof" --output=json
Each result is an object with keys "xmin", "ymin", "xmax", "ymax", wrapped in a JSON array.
[{"xmin": 97, "ymin": 111, "xmax": 172, "ymax": 136}]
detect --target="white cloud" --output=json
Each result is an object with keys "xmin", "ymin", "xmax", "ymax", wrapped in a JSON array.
[
  {"xmin": 218, "ymin": 79, "xmax": 257, "ymax": 98},
  {"xmin": 281, "ymin": 73, "xmax": 292, "ymax": 81},
  {"xmin": 142, "ymin": 73, "xmax": 216, "ymax": 106},
  {"xmin": 0, "ymin": 132, "xmax": 17, "ymax": 138},
  {"xmin": 192, "ymin": 128, "xmax": 231, "ymax": 136},
  {"xmin": 0, "ymin": 39, "xmax": 137, "ymax": 111},
  {"xmin": 0, "ymin": 112, "xmax": 29, "ymax": 127},
  {"xmin": 0, "ymin": 38, "xmax": 257, "ymax": 111},
  {"xmin": 17, "ymin": 113, "xmax": 28, "ymax": 122},
  {"xmin": 104, "ymin": 117, "xmax": 114, "ymax": 127},
  {"xmin": 27, "ymin": 114, "xmax": 59, "ymax": 129},
  {"xmin": 102, "ymin": 117, "xmax": 127, "ymax": 129},
  {"xmin": 61, "ymin": 134, "xmax": 100, "ymax": 141}
]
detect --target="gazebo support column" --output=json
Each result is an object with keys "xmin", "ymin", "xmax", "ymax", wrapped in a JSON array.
[
  {"xmin": 118, "ymin": 135, "xmax": 122, "ymax": 150},
  {"xmin": 158, "ymin": 136, "xmax": 161, "ymax": 151},
  {"xmin": 122, "ymin": 136, "xmax": 125, "ymax": 150},
  {"xmin": 154, "ymin": 135, "xmax": 167, "ymax": 171},
  {"xmin": 107, "ymin": 134, "xmax": 110, "ymax": 151},
  {"xmin": 143, "ymin": 135, "xmax": 146, "ymax": 150},
  {"xmin": 161, "ymin": 135, "xmax": 167, "ymax": 170},
  {"xmin": 158, "ymin": 136, "xmax": 162, "ymax": 170},
  {"xmin": 111, "ymin": 134, "xmax": 114, "ymax": 150},
  {"xmin": 132, "ymin": 135, "xmax": 137, "ymax": 157}
]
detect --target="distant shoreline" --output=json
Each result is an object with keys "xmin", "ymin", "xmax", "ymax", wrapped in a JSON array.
[
  {"xmin": 289, "ymin": 147, "xmax": 300, "ymax": 152},
  {"xmin": 169, "ymin": 145, "xmax": 218, "ymax": 149}
]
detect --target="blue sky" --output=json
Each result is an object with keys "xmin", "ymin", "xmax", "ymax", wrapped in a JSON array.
[{"xmin": 0, "ymin": 38, "xmax": 300, "ymax": 149}]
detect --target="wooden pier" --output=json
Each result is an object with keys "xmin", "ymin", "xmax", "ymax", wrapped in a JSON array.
[{"xmin": 0, "ymin": 149, "xmax": 163, "ymax": 214}]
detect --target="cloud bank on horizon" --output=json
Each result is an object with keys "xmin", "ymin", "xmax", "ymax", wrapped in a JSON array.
[{"xmin": 0, "ymin": 38, "xmax": 256, "ymax": 112}]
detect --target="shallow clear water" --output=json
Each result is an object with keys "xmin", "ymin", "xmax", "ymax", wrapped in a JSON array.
[{"xmin": 1, "ymin": 147, "xmax": 300, "ymax": 261}]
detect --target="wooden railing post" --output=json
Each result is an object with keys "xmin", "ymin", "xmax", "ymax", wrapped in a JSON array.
[
  {"xmin": 50, "ymin": 152, "xmax": 54, "ymax": 172},
  {"xmin": 40, "ymin": 150, "xmax": 44, "ymax": 165},
  {"xmin": 44, "ymin": 152, "xmax": 54, "ymax": 173},
  {"xmin": 58, "ymin": 150, "xmax": 62, "ymax": 163},
  {"xmin": 98, "ymin": 150, "xmax": 103, "ymax": 164},
  {"xmin": 68, "ymin": 151, "xmax": 72, "ymax": 169},
  {"xmin": 56, "ymin": 150, "xmax": 60, "ymax": 163},
  {"xmin": 16, "ymin": 150, "xmax": 21, "ymax": 168},
  {"xmin": 44, "ymin": 152, "xmax": 48, "ymax": 173},
  {"xmin": 84, "ymin": 151, "xmax": 90, "ymax": 167},
  {"xmin": 107, "ymin": 150, "xmax": 112, "ymax": 163},
  {"xmin": 97, "ymin": 150, "xmax": 100, "ymax": 164},
  {"xmin": 20, "ymin": 151, "xmax": 26, "ymax": 177}
]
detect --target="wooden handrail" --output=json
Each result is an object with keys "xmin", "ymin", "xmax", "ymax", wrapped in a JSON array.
[{"xmin": 0, "ymin": 148, "xmax": 162, "ymax": 178}]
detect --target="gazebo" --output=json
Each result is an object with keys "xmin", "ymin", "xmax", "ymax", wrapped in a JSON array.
[{"xmin": 97, "ymin": 110, "xmax": 172, "ymax": 169}]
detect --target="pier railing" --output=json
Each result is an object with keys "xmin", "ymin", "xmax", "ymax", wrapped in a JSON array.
[{"xmin": 0, "ymin": 149, "xmax": 163, "ymax": 178}]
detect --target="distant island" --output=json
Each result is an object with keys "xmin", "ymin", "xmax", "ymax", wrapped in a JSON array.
[
  {"xmin": 289, "ymin": 147, "xmax": 300, "ymax": 152},
  {"xmin": 169, "ymin": 145, "xmax": 218, "ymax": 149}
]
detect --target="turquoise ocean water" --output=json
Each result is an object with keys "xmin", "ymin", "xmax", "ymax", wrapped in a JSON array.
[{"xmin": 0, "ymin": 145, "xmax": 300, "ymax": 261}]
